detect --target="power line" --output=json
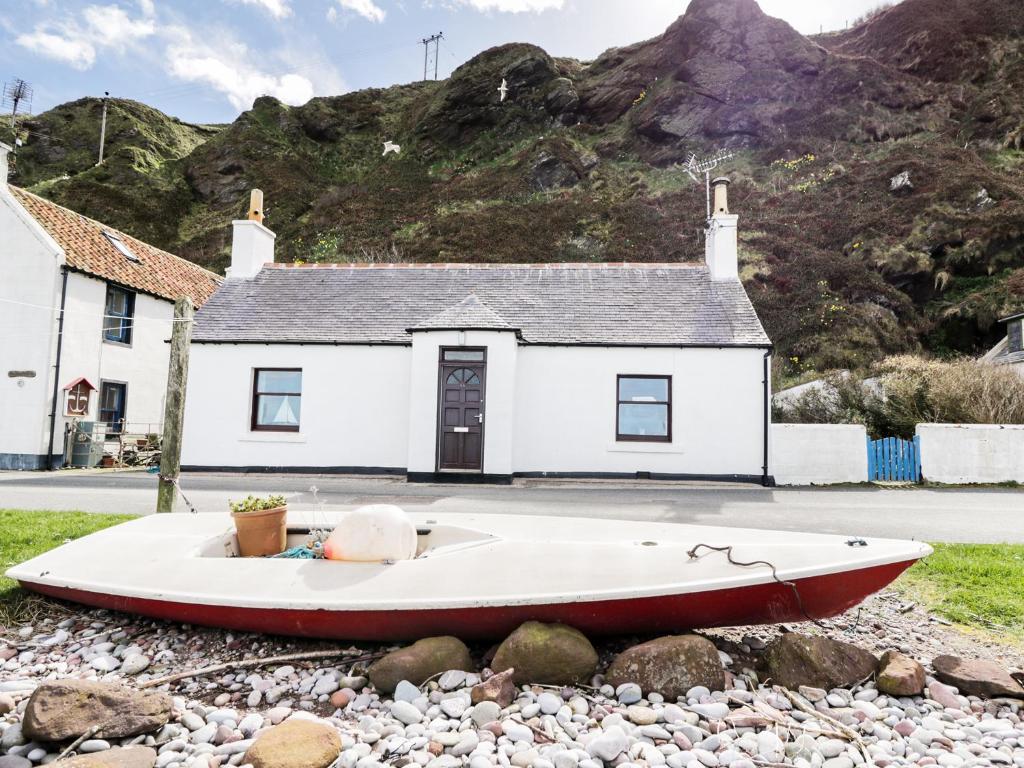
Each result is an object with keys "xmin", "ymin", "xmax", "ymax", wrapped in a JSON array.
[{"xmin": 420, "ymin": 32, "xmax": 443, "ymax": 81}]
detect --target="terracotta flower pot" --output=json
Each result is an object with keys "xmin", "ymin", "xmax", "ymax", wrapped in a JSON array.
[{"xmin": 232, "ymin": 506, "xmax": 288, "ymax": 557}]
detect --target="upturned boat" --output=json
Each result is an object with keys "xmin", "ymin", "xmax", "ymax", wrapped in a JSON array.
[{"xmin": 7, "ymin": 512, "xmax": 931, "ymax": 640}]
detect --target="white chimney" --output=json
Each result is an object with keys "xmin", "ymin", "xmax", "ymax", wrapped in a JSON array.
[
  {"xmin": 0, "ymin": 142, "xmax": 11, "ymax": 187},
  {"xmin": 226, "ymin": 189, "xmax": 275, "ymax": 279},
  {"xmin": 705, "ymin": 176, "xmax": 738, "ymax": 281}
]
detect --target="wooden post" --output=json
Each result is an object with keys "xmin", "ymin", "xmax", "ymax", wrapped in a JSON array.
[{"xmin": 157, "ymin": 297, "xmax": 194, "ymax": 513}]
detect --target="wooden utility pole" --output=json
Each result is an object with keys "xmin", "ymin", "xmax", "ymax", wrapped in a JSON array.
[
  {"xmin": 97, "ymin": 92, "xmax": 109, "ymax": 165},
  {"xmin": 157, "ymin": 297, "xmax": 194, "ymax": 513}
]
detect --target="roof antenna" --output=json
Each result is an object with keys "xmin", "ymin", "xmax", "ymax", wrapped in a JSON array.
[
  {"xmin": 2, "ymin": 77, "xmax": 33, "ymax": 147},
  {"xmin": 680, "ymin": 149, "xmax": 735, "ymax": 220}
]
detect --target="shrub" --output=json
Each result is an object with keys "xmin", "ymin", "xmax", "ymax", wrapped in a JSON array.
[
  {"xmin": 229, "ymin": 495, "xmax": 287, "ymax": 514},
  {"xmin": 774, "ymin": 356, "xmax": 1024, "ymax": 438}
]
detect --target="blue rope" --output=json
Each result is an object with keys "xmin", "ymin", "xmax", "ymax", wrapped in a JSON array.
[{"xmin": 272, "ymin": 546, "xmax": 316, "ymax": 559}]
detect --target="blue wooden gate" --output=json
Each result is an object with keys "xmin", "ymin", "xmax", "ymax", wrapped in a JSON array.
[{"xmin": 867, "ymin": 435, "xmax": 921, "ymax": 482}]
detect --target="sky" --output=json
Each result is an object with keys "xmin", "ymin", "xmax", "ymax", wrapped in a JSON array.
[{"xmin": 2, "ymin": 0, "xmax": 887, "ymax": 125}]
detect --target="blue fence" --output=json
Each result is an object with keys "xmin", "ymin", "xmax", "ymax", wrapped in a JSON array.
[{"xmin": 867, "ymin": 435, "xmax": 921, "ymax": 482}]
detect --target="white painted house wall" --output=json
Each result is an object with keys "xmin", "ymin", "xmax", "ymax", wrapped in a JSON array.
[
  {"xmin": 1, "ymin": 150, "xmax": 179, "ymax": 468},
  {"xmin": 182, "ymin": 339, "xmax": 769, "ymax": 479},
  {"xmin": 0, "ymin": 186, "xmax": 62, "ymax": 466},
  {"xmin": 514, "ymin": 346, "xmax": 766, "ymax": 477},
  {"xmin": 182, "ymin": 344, "xmax": 412, "ymax": 471},
  {"xmin": 917, "ymin": 424, "xmax": 1024, "ymax": 484},
  {"xmin": 58, "ymin": 273, "xmax": 173, "ymax": 434},
  {"xmin": 770, "ymin": 423, "xmax": 868, "ymax": 485}
]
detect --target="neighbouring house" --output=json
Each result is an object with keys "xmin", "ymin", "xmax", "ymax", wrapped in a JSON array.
[
  {"xmin": 0, "ymin": 143, "xmax": 221, "ymax": 470},
  {"xmin": 982, "ymin": 311, "xmax": 1024, "ymax": 378},
  {"xmin": 182, "ymin": 177, "xmax": 774, "ymax": 484}
]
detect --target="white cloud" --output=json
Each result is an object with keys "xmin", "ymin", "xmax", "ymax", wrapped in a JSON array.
[
  {"xmin": 14, "ymin": 30, "xmax": 96, "ymax": 69},
  {"xmin": 165, "ymin": 31, "xmax": 316, "ymax": 110},
  {"xmin": 231, "ymin": 0, "xmax": 292, "ymax": 19},
  {"xmin": 15, "ymin": 2, "xmax": 155, "ymax": 70},
  {"xmin": 456, "ymin": 0, "xmax": 562, "ymax": 11},
  {"xmin": 335, "ymin": 0, "xmax": 387, "ymax": 23}
]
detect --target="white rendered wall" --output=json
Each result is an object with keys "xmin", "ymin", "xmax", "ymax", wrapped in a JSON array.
[
  {"xmin": 918, "ymin": 424, "xmax": 1024, "ymax": 484},
  {"xmin": 512, "ymin": 346, "xmax": 767, "ymax": 477},
  {"xmin": 771, "ymin": 424, "xmax": 868, "ymax": 485},
  {"xmin": 0, "ymin": 190, "xmax": 62, "ymax": 463},
  {"xmin": 182, "ymin": 344, "xmax": 411, "ymax": 470},
  {"xmin": 406, "ymin": 330, "xmax": 518, "ymax": 475},
  {"xmin": 55, "ymin": 273, "xmax": 173, "ymax": 440}
]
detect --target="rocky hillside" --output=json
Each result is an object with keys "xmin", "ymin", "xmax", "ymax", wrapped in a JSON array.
[{"xmin": 10, "ymin": 0, "xmax": 1024, "ymax": 381}]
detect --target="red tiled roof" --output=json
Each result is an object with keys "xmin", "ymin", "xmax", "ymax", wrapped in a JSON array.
[{"xmin": 10, "ymin": 186, "xmax": 221, "ymax": 306}]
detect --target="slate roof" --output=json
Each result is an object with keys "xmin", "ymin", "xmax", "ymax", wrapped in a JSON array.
[
  {"xmin": 986, "ymin": 337, "xmax": 1024, "ymax": 368},
  {"xmin": 409, "ymin": 295, "xmax": 519, "ymax": 334},
  {"xmin": 193, "ymin": 262, "xmax": 770, "ymax": 347},
  {"xmin": 10, "ymin": 186, "xmax": 221, "ymax": 306}
]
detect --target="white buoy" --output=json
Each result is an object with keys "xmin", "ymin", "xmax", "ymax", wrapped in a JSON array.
[{"xmin": 323, "ymin": 504, "xmax": 417, "ymax": 562}]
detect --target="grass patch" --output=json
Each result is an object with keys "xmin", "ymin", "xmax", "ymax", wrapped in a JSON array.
[
  {"xmin": 898, "ymin": 543, "xmax": 1024, "ymax": 640},
  {"xmin": 0, "ymin": 510, "xmax": 135, "ymax": 627}
]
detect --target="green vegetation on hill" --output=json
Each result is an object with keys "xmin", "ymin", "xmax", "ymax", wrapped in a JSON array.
[{"xmin": 10, "ymin": 0, "xmax": 1024, "ymax": 376}]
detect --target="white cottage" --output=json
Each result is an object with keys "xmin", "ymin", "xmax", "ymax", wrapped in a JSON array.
[
  {"xmin": 0, "ymin": 143, "xmax": 220, "ymax": 470},
  {"xmin": 182, "ymin": 178, "xmax": 774, "ymax": 484}
]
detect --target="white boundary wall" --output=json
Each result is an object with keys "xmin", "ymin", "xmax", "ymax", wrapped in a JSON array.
[
  {"xmin": 771, "ymin": 423, "xmax": 867, "ymax": 485},
  {"xmin": 918, "ymin": 424, "xmax": 1024, "ymax": 484}
]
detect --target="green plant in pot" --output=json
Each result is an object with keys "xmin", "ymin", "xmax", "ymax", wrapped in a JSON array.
[{"xmin": 229, "ymin": 494, "xmax": 288, "ymax": 557}]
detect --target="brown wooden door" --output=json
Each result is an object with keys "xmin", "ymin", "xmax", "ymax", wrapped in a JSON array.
[{"xmin": 438, "ymin": 363, "xmax": 485, "ymax": 470}]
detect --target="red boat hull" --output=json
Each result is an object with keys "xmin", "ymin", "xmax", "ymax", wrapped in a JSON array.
[{"xmin": 19, "ymin": 559, "xmax": 915, "ymax": 641}]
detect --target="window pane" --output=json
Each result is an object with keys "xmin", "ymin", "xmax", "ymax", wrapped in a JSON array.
[
  {"xmin": 443, "ymin": 350, "xmax": 485, "ymax": 362},
  {"xmin": 257, "ymin": 395, "xmax": 301, "ymax": 427},
  {"xmin": 618, "ymin": 403, "xmax": 668, "ymax": 437},
  {"xmin": 619, "ymin": 377, "xmax": 668, "ymax": 402},
  {"xmin": 257, "ymin": 370, "xmax": 302, "ymax": 394}
]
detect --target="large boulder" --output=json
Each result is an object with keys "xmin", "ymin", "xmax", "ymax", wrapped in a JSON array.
[
  {"xmin": 491, "ymin": 621, "xmax": 597, "ymax": 685},
  {"xmin": 48, "ymin": 747, "xmax": 157, "ymax": 768},
  {"xmin": 244, "ymin": 719, "xmax": 341, "ymax": 768},
  {"xmin": 877, "ymin": 650, "xmax": 926, "ymax": 696},
  {"xmin": 764, "ymin": 633, "xmax": 878, "ymax": 690},
  {"xmin": 932, "ymin": 655, "xmax": 1024, "ymax": 699},
  {"xmin": 606, "ymin": 635, "xmax": 725, "ymax": 700},
  {"xmin": 368, "ymin": 636, "xmax": 473, "ymax": 694},
  {"xmin": 22, "ymin": 680, "xmax": 172, "ymax": 741}
]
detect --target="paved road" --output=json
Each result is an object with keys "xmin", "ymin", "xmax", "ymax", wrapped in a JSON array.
[{"xmin": 0, "ymin": 470, "xmax": 1020, "ymax": 543}]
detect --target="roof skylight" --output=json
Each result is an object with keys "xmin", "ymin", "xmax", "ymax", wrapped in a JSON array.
[{"xmin": 103, "ymin": 231, "xmax": 140, "ymax": 263}]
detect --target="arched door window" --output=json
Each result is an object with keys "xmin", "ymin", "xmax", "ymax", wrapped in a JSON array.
[{"xmin": 446, "ymin": 368, "xmax": 481, "ymax": 386}]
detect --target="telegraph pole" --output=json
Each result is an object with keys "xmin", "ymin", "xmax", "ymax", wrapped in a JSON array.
[
  {"xmin": 420, "ymin": 33, "xmax": 443, "ymax": 81},
  {"xmin": 97, "ymin": 91, "xmax": 109, "ymax": 165},
  {"xmin": 157, "ymin": 297, "xmax": 194, "ymax": 513}
]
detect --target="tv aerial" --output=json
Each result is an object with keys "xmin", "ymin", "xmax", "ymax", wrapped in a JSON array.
[{"xmin": 681, "ymin": 150, "xmax": 735, "ymax": 219}]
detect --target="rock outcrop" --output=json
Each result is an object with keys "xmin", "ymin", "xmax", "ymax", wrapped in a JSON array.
[
  {"xmin": 877, "ymin": 650, "xmax": 926, "ymax": 696},
  {"xmin": 244, "ymin": 719, "xmax": 342, "ymax": 768},
  {"xmin": 932, "ymin": 655, "xmax": 1024, "ymax": 699},
  {"xmin": 491, "ymin": 622, "xmax": 598, "ymax": 686},
  {"xmin": 606, "ymin": 635, "xmax": 725, "ymax": 699},
  {"xmin": 764, "ymin": 633, "xmax": 878, "ymax": 690},
  {"xmin": 368, "ymin": 636, "xmax": 474, "ymax": 694},
  {"xmin": 22, "ymin": 680, "xmax": 172, "ymax": 741}
]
